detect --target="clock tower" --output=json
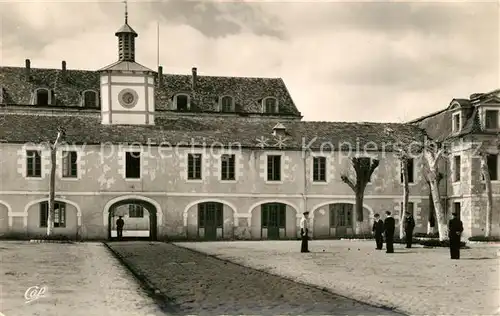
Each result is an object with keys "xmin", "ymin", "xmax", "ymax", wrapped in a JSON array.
[{"xmin": 99, "ymin": 3, "xmax": 156, "ymax": 125}]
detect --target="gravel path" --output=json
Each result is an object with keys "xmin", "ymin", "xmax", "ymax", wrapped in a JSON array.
[
  {"xmin": 176, "ymin": 240, "xmax": 500, "ymax": 316},
  {"xmin": 106, "ymin": 241, "xmax": 403, "ymax": 315},
  {"xmin": 0, "ymin": 241, "xmax": 167, "ymax": 316}
]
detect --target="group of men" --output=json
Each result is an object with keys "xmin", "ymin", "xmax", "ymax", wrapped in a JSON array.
[
  {"xmin": 299, "ymin": 210, "xmax": 465, "ymax": 259},
  {"xmin": 372, "ymin": 211, "xmax": 414, "ymax": 253}
]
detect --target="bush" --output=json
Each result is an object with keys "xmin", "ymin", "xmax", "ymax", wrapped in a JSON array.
[
  {"xmin": 30, "ymin": 234, "xmax": 74, "ymax": 243},
  {"xmin": 468, "ymin": 236, "xmax": 500, "ymax": 242},
  {"xmin": 419, "ymin": 239, "xmax": 466, "ymax": 248},
  {"xmin": 414, "ymin": 232, "xmax": 439, "ymax": 238}
]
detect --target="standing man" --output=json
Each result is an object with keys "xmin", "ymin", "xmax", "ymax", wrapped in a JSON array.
[
  {"xmin": 116, "ymin": 215, "xmax": 124, "ymax": 240},
  {"xmin": 448, "ymin": 212, "xmax": 464, "ymax": 259},
  {"xmin": 300, "ymin": 211, "xmax": 310, "ymax": 253},
  {"xmin": 372, "ymin": 213, "xmax": 384, "ymax": 250},
  {"xmin": 384, "ymin": 211, "xmax": 395, "ymax": 253},
  {"xmin": 404, "ymin": 211, "xmax": 416, "ymax": 248}
]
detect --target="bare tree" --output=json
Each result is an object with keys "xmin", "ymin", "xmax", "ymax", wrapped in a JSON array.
[
  {"xmin": 424, "ymin": 171, "xmax": 443, "ymax": 234},
  {"xmin": 341, "ymin": 157, "xmax": 379, "ymax": 234},
  {"xmin": 384, "ymin": 127, "xmax": 412, "ymax": 239},
  {"xmin": 47, "ymin": 127, "xmax": 65, "ymax": 236},
  {"xmin": 423, "ymin": 145, "xmax": 448, "ymax": 241},
  {"xmin": 399, "ymin": 156, "xmax": 410, "ymax": 239}
]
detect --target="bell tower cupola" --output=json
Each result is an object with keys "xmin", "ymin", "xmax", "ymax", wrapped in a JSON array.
[
  {"xmin": 98, "ymin": 0, "xmax": 156, "ymax": 126},
  {"xmin": 115, "ymin": 1, "xmax": 138, "ymax": 62}
]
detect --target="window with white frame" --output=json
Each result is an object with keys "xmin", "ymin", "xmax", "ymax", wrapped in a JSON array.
[
  {"xmin": 82, "ymin": 90, "xmax": 98, "ymax": 108},
  {"xmin": 263, "ymin": 97, "xmax": 278, "ymax": 114},
  {"xmin": 62, "ymin": 151, "xmax": 78, "ymax": 178},
  {"xmin": 188, "ymin": 153, "xmax": 202, "ymax": 180},
  {"xmin": 221, "ymin": 154, "xmax": 235, "ymax": 180},
  {"xmin": 220, "ymin": 96, "xmax": 234, "ymax": 112},
  {"xmin": 485, "ymin": 110, "xmax": 499, "ymax": 129},
  {"xmin": 26, "ymin": 150, "xmax": 41, "ymax": 177},
  {"xmin": 313, "ymin": 156, "xmax": 326, "ymax": 182},
  {"xmin": 267, "ymin": 155, "xmax": 281, "ymax": 181}
]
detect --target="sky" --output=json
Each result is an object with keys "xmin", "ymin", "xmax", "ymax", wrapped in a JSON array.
[{"xmin": 0, "ymin": 0, "xmax": 498, "ymax": 122}]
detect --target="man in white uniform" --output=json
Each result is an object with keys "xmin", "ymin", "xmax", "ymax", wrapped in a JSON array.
[{"xmin": 300, "ymin": 211, "xmax": 310, "ymax": 253}]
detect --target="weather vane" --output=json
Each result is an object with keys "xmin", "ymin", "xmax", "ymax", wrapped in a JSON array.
[{"xmin": 123, "ymin": 0, "xmax": 128, "ymax": 24}]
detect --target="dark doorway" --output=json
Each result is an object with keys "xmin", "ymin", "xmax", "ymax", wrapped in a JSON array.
[
  {"xmin": 107, "ymin": 199, "xmax": 158, "ymax": 241},
  {"xmin": 198, "ymin": 202, "xmax": 223, "ymax": 240},
  {"xmin": 261, "ymin": 203, "xmax": 286, "ymax": 240},
  {"xmin": 330, "ymin": 203, "xmax": 353, "ymax": 237}
]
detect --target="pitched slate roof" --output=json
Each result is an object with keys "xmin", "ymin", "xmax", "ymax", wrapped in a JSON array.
[
  {"xmin": 0, "ymin": 66, "xmax": 301, "ymax": 116},
  {"xmin": 0, "ymin": 110, "xmax": 427, "ymax": 151},
  {"xmin": 409, "ymin": 92, "xmax": 499, "ymax": 142}
]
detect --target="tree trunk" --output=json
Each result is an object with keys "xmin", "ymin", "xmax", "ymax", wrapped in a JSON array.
[
  {"xmin": 424, "ymin": 150, "xmax": 448, "ymax": 241},
  {"xmin": 47, "ymin": 146, "xmax": 56, "ymax": 236},
  {"xmin": 400, "ymin": 159, "xmax": 409, "ymax": 239},
  {"xmin": 355, "ymin": 191, "xmax": 364, "ymax": 235},
  {"xmin": 480, "ymin": 155, "xmax": 493, "ymax": 237},
  {"xmin": 428, "ymin": 179, "xmax": 447, "ymax": 240},
  {"xmin": 427, "ymin": 190, "xmax": 436, "ymax": 234}
]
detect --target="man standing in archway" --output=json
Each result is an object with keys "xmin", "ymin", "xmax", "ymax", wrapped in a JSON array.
[{"xmin": 116, "ymin": 216, "xmax": 124, "ymax": 240}]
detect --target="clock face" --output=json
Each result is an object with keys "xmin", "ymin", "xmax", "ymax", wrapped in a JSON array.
[{"xmin": 118, "ymin": 89, "xmax": 138, "ymax": 108}]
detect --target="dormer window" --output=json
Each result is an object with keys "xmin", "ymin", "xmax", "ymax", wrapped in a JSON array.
[
  {"xmin": 34, "ymin": 88, "xmax": 54, "ymax": 106},
  {"xmin": 220, "ymin": 95, "xmax": 234, "ymax": 112},
  {"xmin": 452, "ymin": 112, "xmax": 461, "ymax": 133},
  {"xmin": 174, "ymin": 94, "xmax": 190, "ymax": 111},
  {"xmin": 82, "ymin": 90, "xmax": 98, "ymax": 108},
  {"xmin": 263, "ymin": 97, "xmax": 278, "ymax": 113},
  {"xmin": 485, "ymin": 109, "xmax": 499, "ymax": 129}
]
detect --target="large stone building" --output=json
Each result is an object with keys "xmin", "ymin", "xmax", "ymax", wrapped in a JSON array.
[{"xmin": 0, "ymin": 14, "xmax": 497, "ymax": 240}]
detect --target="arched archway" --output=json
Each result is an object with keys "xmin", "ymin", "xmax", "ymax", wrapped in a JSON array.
[
  {"xmin": 310, "ymin": 201, "xmax": 373, "ymax": 238},
  {"xmin": 103, "ymin": 196, "xmax": 162, "ymax": 241},
  {"xmin": 24, "ymin": 198, "xmax": 81, "ymax": 238},
  {"xmin": 183, "ymin": 199, "xmax": 237, "ymax": 240},
  {"xmin": 0, "ymin": 200, "xmax": 12, "ymax": 234},
  {"xmin": 248, "ymin": 200, "xmax": 299, "ymax": 240}
]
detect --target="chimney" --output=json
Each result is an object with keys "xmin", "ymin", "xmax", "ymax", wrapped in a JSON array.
[
  {"xmin": 158, "ymin": 65, "xmax": 163, "ymax": 87},
  {"xmin": 61, "ymin": 60, "xmax": 67, "ymax": 81},
  {"xmin": 191, "ymin": 67, "xmax": 197, "ymax": 90},
  {"xmin": 25, "ymin": 59, "xmax": 31, "ymax": 80}
]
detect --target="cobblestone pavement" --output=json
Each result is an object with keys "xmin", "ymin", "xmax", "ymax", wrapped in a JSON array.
[
  {"xmin": 106, "ymin": 241, "xmax": 404, "ymax": 315},
  {"xmin": 0, "ymin": 241, "xmax": 168, "ymax": 316},
  {"xmin": 176, "ymin": 240, "xmax": 500, "ymax": 316}
]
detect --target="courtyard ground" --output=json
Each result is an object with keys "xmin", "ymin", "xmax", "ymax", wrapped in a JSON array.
[
  {"xmin": 106, "ymin": 241, "xmax": 403, "ymax": 315},
  {"xmin": 175, "ymin": 240, "xmax": 500, "ymax": 316},
  {"xmin": 0, "ymin": 241, "xmax": 168, "ymax": 316}
]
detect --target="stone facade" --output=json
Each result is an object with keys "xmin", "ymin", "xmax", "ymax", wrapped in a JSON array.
[{"xmin": 0, "ymin": 142, "xmax": 439, "ymax": 240}]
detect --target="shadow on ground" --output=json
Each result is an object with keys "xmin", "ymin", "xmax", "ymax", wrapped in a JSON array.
[{"xmin": 106, "ymin": 241, "xmax": 406, "ymax": 316}]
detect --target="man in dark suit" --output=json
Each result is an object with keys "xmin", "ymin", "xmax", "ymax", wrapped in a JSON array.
[
  {"xmin": 384, "ymin": 211, "xmax": 395, "ymax": 253},
  {"xmin": 404, "ymin": 211, "xmax": 416, "ymax": 248},
  {"xmin": 372, "ymin": 213, "xmax": 385, "ymax": 250},
  {"xmin": 116, "ymin": 216, "xmax": 124, "ymax": 240},
  {"xmin": 448, "ymin": 212, "xmax": 464, "ymax": 259}
]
